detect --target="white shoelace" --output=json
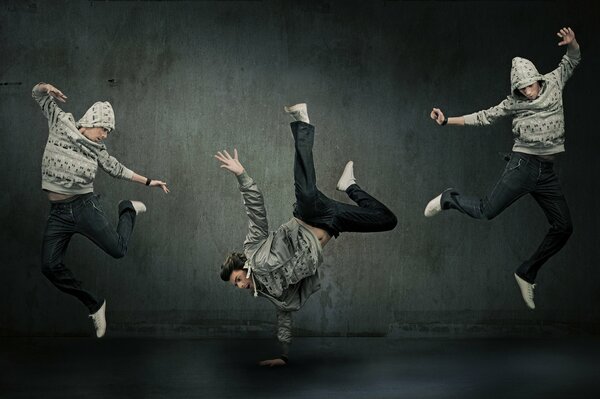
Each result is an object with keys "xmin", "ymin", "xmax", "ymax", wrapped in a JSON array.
[
  {"xmin": 90, "ymin": 314, "xmax": 101, "ymax": 328},
  {"xmin": 527, "ymin": 284, "xmax": 536, "ymax": 300}
]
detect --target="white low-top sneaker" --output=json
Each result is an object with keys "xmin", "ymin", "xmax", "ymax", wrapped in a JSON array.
[
  {"xmin": 284, "ymin": 103, "xmax": 309, "ymax": 123},
  {"xmin": 424, "ymin": 193, "xmax": 443, "ymax": 217},
  {"xmin": 336, "ymin": 161, "xmax": 356, "ymax": 191},
  {"xmin": 120, "ymin": 200, "xmax": 147, "ymax": 215},
  {"xmin": 89, "ymin": 300, "xmax": 107, "ymax": 338},
  {"xmin": 514, "ymin": 273, "xmax": 536, "ymax": 310},
  {"xmin": 130, "ymin": 200, "xmax": 147, "ymax": 214}
]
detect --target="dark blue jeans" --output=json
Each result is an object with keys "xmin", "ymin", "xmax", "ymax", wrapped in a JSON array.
[
  {"xmin": 441, "ymin": 152, "xmax": 573, "ymax": 283},
  {"xmin": 290, "ymin": 121, "xmax": 397, "ymax": 237},
  {"xmin": 41, "ymin": 193, "xmax": 136, "ymax": 313}
]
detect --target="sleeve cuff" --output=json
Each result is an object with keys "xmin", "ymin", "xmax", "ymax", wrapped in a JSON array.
[
  {"xmin": 121, "ymin": 167, "xmax": 134, "ymax": 180},
  {"xmin": 566, "ymin": 46, "xmax": 581, "ymax": 60},
  {"xmin": 462, "ymin": 113, "xmax": 479, "ymax": 126},
  {"xmin": 236, "ymin": 171, "xmax": 253, "ymax": 188},
  {"xmin": 279, "ymin": 341, "xmax": 290, "ymax": 356},
  {"xmin": 32, "ymin": 82, "xmax": 47, "ymax": 98}
]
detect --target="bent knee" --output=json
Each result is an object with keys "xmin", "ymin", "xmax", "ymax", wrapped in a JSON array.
[
  {"xmin": 41, "ymin": 264, "xmax": 53, "ymax": 278},
  {"xmin": 558, "ymin": 222, "xmax": 573, "ymax": 238},
  {"xmin": 481, "ymin": 199, "xmax": 501, "ymax": 221},
  {"xmin": 482, "ymin": 208, "xmax": 499, "ymax": 221},
  {"xmin": 109, "ymin": 250, "xmax": 127, "ymax": 259},
  {"xmin": 381, "ymin": 211, "xmax": 398, "ymax": 231},
  {"xmin": 41, "ymin": 262, "xmax": 60, "ymax": 280}
]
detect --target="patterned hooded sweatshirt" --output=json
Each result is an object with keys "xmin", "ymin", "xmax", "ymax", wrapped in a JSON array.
[
  {"xmin": 236, "ymin": 171, "xmax": 324, "ymax": 356},
  {"xmin": 463, "ymin": 46, "xmax": 581, "ymax": 155},
  {"xmin": 32, "ymin": 84, "xmax": 134, "ymax": 195}
]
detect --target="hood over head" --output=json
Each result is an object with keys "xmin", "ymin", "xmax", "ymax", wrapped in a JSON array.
[
  {"xmin": 77, "ymin": 101, "xmax": 115, "ymax": 133},
  {"xmin": 510, "ymin": 57, "xmax": 544, "ymax": 96}
]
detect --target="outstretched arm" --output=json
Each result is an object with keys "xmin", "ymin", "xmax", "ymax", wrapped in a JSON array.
[
  {"xmin": 215, "ymin": 149, "xmax": 269, "ymax": 250},
  {"xmin": 432, "ymin": 98, "xmax": 512, "ymax": 128},
  {"xmin": 93, "ymin": 147, "xmax": 169, "ymax": 192},
  {"xmin": 552, "ymin": 27, "xmax": 581, "ymax": 87},
  {"xmin": 259, "ymin": 309, "xmax": 292, "ymax": 367},
  {"xmin": 130, "ymin": 172, "xmax": 170, "ymax": 193},
  {"xmin": 430, "ymin": 108, "xmax": 465, "ymax": 126}
]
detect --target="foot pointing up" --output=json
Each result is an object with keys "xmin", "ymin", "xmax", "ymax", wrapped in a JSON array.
[
  {"xmin": 284, "ymin": 103, "xmax": 310, "ymax": 124},
  {"xmin": 336, "ymin": 161, "xmax": 356, "ymax": 191}
]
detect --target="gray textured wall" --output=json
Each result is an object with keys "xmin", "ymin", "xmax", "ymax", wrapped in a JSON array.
[{"xmin": 1, "ymin": 1, "xmax": 599, "ymax": 338}]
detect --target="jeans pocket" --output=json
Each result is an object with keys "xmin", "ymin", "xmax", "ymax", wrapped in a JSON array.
[
  {"xmin": 505, "ymin": 158, "xmax": 522, "ymax": 172},
  {"xmin": 89, "ymin": 198, "xmax": 105, "ymax": 215},
  {"xmin": 499, "ymin": 152, "xmax": 512, "ymax": 162}
]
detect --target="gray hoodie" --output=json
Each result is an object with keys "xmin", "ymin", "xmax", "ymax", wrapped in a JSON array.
[
  {"xmin": 32, "ymin": 84, "xmax": 133, "ymax": 195},
  {"xmin": 463, "ymin": 47, "xmax": 581, "ymax": 155},
  {"xmin": 236, "ymin": 171, "xmax": 324, "ymax": 356}
]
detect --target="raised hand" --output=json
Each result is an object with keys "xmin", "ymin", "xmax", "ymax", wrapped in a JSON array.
[
  {"xmin": 42, "ymin": 83, "xmax": 68, "ymax": 103},
  {"xmin": 215, "ymin": 149, "xmax": 245, "ymax": 176},
  {"xmin": 557, "ymin": 27, "xmax": 576, "ymax": 46}
]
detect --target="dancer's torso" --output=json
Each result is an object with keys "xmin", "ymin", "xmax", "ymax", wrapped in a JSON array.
[
  {"xmin": 295, "ymin": 218, "xmax": 331, "ymax": 248},
  {"xmin": 46, "ymin": 190, "xmax": 76, "ymax": 201}
]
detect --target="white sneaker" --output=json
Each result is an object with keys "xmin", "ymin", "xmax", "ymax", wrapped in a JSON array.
[
  {"xmin": 514, "ymin": 273, "xmax": 536, "ymax": 310},
  {"xmin": 336, "ymin": 161, "xmax": 356, "ymax": 191},
  {"xmin": 130, "ymin": 200, "xmax": 147, "ymax": 214},
  {"xmin": 424, "ymin": 193, "xmax": 443, "ymax": 217},
  {"xmin": 284, "ymin": 103, "xmax": 309, "ymax": 123},
  {"xmin": 119, "ymin": 200, "xmax": 147, "ymax": 215},
  {"xmin": 89, "ymin": 300, "xmax": 107, "ymax": 338}
]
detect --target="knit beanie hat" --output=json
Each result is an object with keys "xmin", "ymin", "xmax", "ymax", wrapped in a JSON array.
[{"xmin": 77, "ymin": 101, "xmax": 115, "ymax": 132}]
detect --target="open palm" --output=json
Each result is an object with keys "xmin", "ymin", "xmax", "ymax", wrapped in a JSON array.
[
  {"xmin": 215, "ymin": 149, "xmax": 245, "ymax": 176},
  {"xmin": 557, "ymin": 27, "xmax": 575, "ymax": 46}
]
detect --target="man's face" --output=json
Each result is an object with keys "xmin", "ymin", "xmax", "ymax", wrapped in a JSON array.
[
  {"xmin": 229, "ymin": 269, "xmax": 254, "ymax": 290},
  {"xmin": 519, "ymin": 81, "xmax": 541, "ymax": 100},
  {"xmin": 80, "ymin": 127, "xmax": 109, "ymax": 143}
]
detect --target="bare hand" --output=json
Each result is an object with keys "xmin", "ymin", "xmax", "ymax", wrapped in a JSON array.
[
  {"xmin": 430, "ymin": 107, "xmax": 445, "ymax": 125},
  {"xmin": 258, "ymin": 358, "xmax": 287, "ymax": 367},
  {"xmin": 42, "ymin": 83, "xmax": 68, "ymax": 103},
  {"xmin": 557, "ymin": 27, "xmax": 575, "ymax": 46},
  {"xmin": 215, "ymin": 149, "xmax": 245, "ymax": 176},
  {"xmin": 150, "ymin": 180, "xmax": 170, "ymax": 193}
]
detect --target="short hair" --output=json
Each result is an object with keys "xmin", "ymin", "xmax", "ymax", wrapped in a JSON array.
[{"xmin": 220, "ymin": 252, "xmax": 247, "ymax": 281}]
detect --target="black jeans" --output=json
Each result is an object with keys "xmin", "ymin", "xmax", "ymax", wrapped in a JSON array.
[
  {"xmin": 41, "ymin": 193, "xmax": 136, "ymax": 313},
  {"xmin": 441, "ymin": 152, "xmax": 573, "ymax": 283},
  {"xmin": 290, "ymin": 121, "xmax": 397, "ymax": 237}
]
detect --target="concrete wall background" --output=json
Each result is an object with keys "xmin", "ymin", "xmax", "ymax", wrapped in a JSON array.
[{"xmin": 1, "ymin": 0, "xmax": 599, "ymax": 337}]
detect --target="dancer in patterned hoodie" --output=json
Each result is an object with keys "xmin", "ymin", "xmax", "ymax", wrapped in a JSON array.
[
  {"xmin": 215, "ymin": 103, "xmax": 397, "ymax": 366},
  {"xmin": 425, "ymin": 27, "xmax": 581, "ymax": 310},
  {"xmin": 33, "ymin": 82, "xmax": 170, "ymax": 338}
]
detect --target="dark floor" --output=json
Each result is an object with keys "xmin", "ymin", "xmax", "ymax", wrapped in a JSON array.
[{"xmin": 2, "ymin": 337, "xmax": 600, "ymax": 398}]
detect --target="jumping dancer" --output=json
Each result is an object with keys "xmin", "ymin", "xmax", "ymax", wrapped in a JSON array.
[
  {"xmin": 425, "ymin": 28, "xmax": 580, "ymax": 309},
  {"xmin": 33, "ymin": 82, "xmax": 170, "ymax": 337},
  {"xmin": 215, "ymin": 103, "xmax": 397, "ymax": 366}
]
